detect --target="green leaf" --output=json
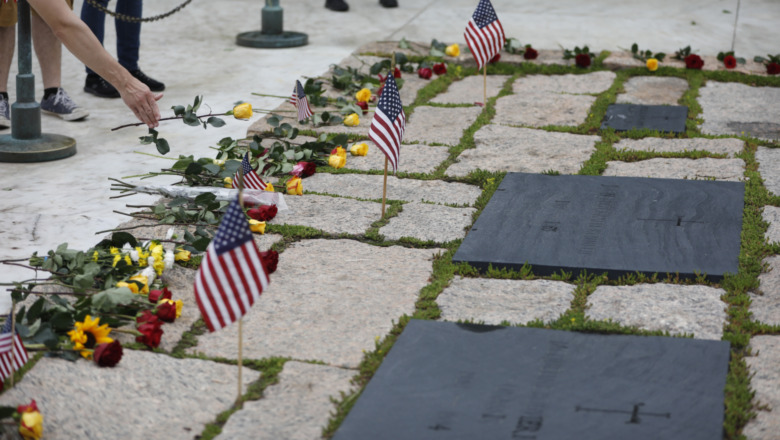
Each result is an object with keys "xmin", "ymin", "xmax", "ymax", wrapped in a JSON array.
[
  {"xmin": 0, "ymin": 406, "xmax": 17, "ymax": 419},
  {"xmin": 203, "ymin": 163, "xmax": 222, "ymax": 175},
  {"xmin": 267, "ymin": 116, "xmax": 280, "ymax": 127},
  {"xmin": 183, "ymin": 113, "xmax": 200, "ymax": 127},
  {"xmin": 398, "ymin": 37, "xmax": 411, "ymax": 49},
  {"xmin": 631, "ymin": 43, "xmax": 638, "ymax": 54},
  {"xmin": 207, "ymin": 116, "xmax": 226, "ymax": 127},
  {"xmin": 50, "ymin": 311, "xmax": 74, "ymax": 331},
  {"xmin": 655, "ymin": 53, "xmax": 666, "ymax": 62},
  {"xmin": 429, "ymin": 47, "xmax": 445, "ymax": 57},
  {"xmin": 58, "ymin": 350, "xmax": 81, "ymax": 362},
  {"xmin": 281, "ymin": 162, "xmax": 294, "ymax": 173},
  {"xmin": 111, "ymin": 232, "xmax": 137, "ymax": 248},
  {"xmin": 184, "ymin": 162, "xmax": 204, "ymax": 175},
  {"xmin": 192, "ymin": 95, "xmax": 202, "ymax": 112},
  {"xmin": 155, "ymin": 138, "xmax": 170, "ymax": 155},
  {"xmin": 194, "ymin": 192, "xmax": 217, "ymax": 206},
  {"xmin": 332, "ymin": 134, "xmax": 349, "ymax": 146},
  {"xmin": 92, "ymin": 287, "xmax": 136, "ymax": 311},
  {"xmin": 394, "ymin": 52, "xmax": 408, "ymax": 66},
  {"xmin": 26, "ymin": 297, "xmax": 45, "ymax": 323},
  {"xmin": 754, "ymin": 56, "xmax": 767, "ymax": 63},
  {"xmin": 192, "ymin": 237, "xmax": 211, "ymax": 252},
  {"xmin": 171, "ymin": 105, "xmax": 185, "ymax": 116},
  {"xmin": 32, "ymin": 326, "xmax": 59, "ymax": 350},
  {"xmin": 370, "ymin": 60, "xmax": 391, "ymax": 76},
  {"xmin": 737, "ymin": 57, "xmax": 746, "ymax": 64}
]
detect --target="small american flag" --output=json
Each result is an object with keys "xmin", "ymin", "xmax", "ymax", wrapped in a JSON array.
[
  {"xmin": 290, "ymin": 80, "xmax": 314, "ymax": 123},
  {"xmin": 0, "ymin": 314, "xmax": 28, "ymax": 381},
  {"xmin": 232, "ymin": 153, "xmax": 267, "ymax": 190},
  {"xmin": 368, "ymin": 75, "xmax": 405, "ymax": 173},
  {"xmin": 464, "ymin": 0, "xmax": 505, "ymax": 69},
  {"xmin": 194, "ymin": 197, "xmax": 269, "ymax": 332}
]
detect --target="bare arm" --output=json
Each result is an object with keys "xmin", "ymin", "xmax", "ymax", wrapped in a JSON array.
[{"xmin": 26, "ymin": 0, "xmax": 161, "ymax": 127}]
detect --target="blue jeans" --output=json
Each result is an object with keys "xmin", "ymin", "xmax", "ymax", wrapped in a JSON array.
[{"xmin": 81, "ymin": 0, "xmax": 142, "ymax": 74}]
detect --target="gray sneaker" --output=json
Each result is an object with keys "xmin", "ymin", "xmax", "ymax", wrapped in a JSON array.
[
  {"xmin": 0, "ymin": 95, "xmax": 9, "ymax": 129},
  {"xmin": 41, "ymin": 88, "xmax": 89, "ymax": 121}
]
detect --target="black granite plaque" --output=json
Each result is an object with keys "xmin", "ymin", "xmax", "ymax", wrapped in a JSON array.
[
  {"xmin": 452, "ymin": 173, "xmax": 744, "ymax": 281},
  {"xmin": 333, "ymin": 320, "xmax": 730, "ymax": 440},
  {"xmin": 601, "ymin": 104, "xmax": 688, "ymax": 134}
]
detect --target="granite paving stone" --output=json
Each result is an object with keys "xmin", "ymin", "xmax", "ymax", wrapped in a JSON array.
[
  {"xmin": 752, "ymin": 255, "xmax": 780, "ymax": 325},
  {"xmin": 430, "ymin": 75, "xmax": 510, "ymax": 104},
  {"xmin": 764, "ymin": 206, "xmax": 780, "ymax": 244},
  {"xmin": 445, "ymin": 125, "xmax": 598, "ymax": 176},
  {"xmin": 217, "ymin": 361, "xmax": 355, "ymax": 440},
  {"xmin": 273, "ymin": 194, "xmax": 381, "ymax": 235},
  {"xmin": 699, "ymin": 81, "xmax": 780, "ymax": 140},
  {"xmin": 342, "ymin": 141, "xmax": 449, "ymax": 174},
  {"xmin": 494, "ymin": 92, "xmax": 596, "ymax": 127},
  {"xmin": 403, "ymin": 106, "xmax": 484, "ymax": 146},
  {"xmin": 495, "ymin": 50, "xmax": 571, "ymax": 67},
  {"xmin": 613, "ymin": 137, "xmax": 744, "ymax": 157},
  {"xmin": 603, "ymin": 158, "xmax": 745, "ymax": 181},
  {"xmin": 0, "ymin": 350, "xmax": 258, "ymax": 440},
  {"xmin": 616, "ymin": 76, "xmax": 689, "ymax": 105},
  {"xmin": 379, "ymin": 202, "xmax": 476, "ymax": 243},
  {"xmin": 399, "ymin": 76, "xmax": 430, "ymax": 105},
  {"xmin": 330, "ymin": 54, "xmax": 387, "ymax": 75},
  {"xmin": 586, "ymin": 284, "xmax": 728, "ymax": 340},
  {"xmin": 743, "ymin": 336, "xmax": 780, "ymax": 440},
  {"xmin": 756, "ymin": 147, "xmax": 780, "ymax": 196},
  {"xmin": 189, "ymin": 239, "xmax": 442, "ymax": 367},
  {"xmin": 511, "ymin": 71, "xmax": 616, "ymax": 95},
  {"xmin": 303, "ymin": 173, "xmax": 481, "ymax": 206},
  {"xmin": 438, "ymin": 277, "xmax": 575, "ymax": 325}
]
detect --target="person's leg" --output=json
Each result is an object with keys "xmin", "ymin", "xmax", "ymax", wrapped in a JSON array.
[
  {"xmin": 31, "ymin": 12, "xmax": 61, "ymax": 90},
  {"xmin": 80, "ymin": 0, "xmax": 107, "ymax": 76},
  {"xmin": 115, "ymin": 0, "xmax": 140, "ymax": 71}
]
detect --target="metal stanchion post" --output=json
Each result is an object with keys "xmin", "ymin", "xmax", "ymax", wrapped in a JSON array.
[{"xmin": 236, "ymin": 0, "xmax": 308, "ymax": 49}]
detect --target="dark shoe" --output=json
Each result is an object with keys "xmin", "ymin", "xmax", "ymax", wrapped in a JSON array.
[
  {"xmin": 130, "ymin": 69, "xmax": 165, "ymax": 92},
  {"xmin": 0, "ymin": 95, "xmax": 9, "ymax": 129},
  {"xmin": 325, "ymin": 0, "xmax": 348, "ymax": 11},
  {"xmin": 84, "ymin": 74, "xmax": 120, "ymax": 98},
  {"xmin": 41, "ymin": 88, "xmax": 89, "ymax": 121},
  {"xmin": 380, "ymin": 0, "xmax": 397, "ymax": 7}
]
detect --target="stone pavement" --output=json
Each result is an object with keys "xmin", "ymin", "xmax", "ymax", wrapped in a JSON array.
[{"xmin": 1, "ymin": 1, "xmax": 780, "ymax": 439}]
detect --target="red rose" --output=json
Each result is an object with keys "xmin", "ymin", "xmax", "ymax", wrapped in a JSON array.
[
  {"xmin": 356, "ymin": 101, "xmax": 368, "ymax": 114},
  {"xmin": 260, "ymin": 250, "xmax": 279, "ymax": 274},
  {"xmin": 148, "ymin": 286, "xmax": 171, "ymax": 303},
  {"xmin": 433, "ymin": 63, "xmax": 447, "ymax": 75},
  {"xmin": 248, "ymin": 205, "xmax": 278, "ymax": 222},
  {"xmin": 93, "ymin": 341, "xmax": 123, "ymax": 367},
  {"xmin": 394, "ymin": 67, "xmax": 401, "ymax": 78},
  {"xmin": 523, "ymin": 47, "xmax": 538, "ymax": 60},
  {"xmin": 723, "ymin": 55, "xmax": 737, "ymax": 69},
  {"xmin": 684, "ymin": 54, "xmax": 704, "ymax": 69},
  {"xmin": 767, "ymin": 62, "xmax": 780, "ymax": 75},
  {"xmin": 290, "ymin": 161, "xmax": 316, "ymax": 178},
  {"xmin": 156, "ymin": 301, "xmax": 177, "ymax": 323},
  {"xmin": 418, "ymin": 67, "xmax": 432, "ymax": 79},
  {"xmin": 136, "ymin": 318, "xmax": 164, "ymax": 348},
  {"xmin": 137, "ymin": 310, "xmax": 157, "ymax": 323},
  {"xmin": 17, "ymin": 400, "xmax": 38, "ymax": 413},
  {"xmin": 575, "ymin": 53, "xmax": 591, "ymax": 68},
  {"xmin": 489, "ymin": 53, "xmax": 501, "ymax": 63}
]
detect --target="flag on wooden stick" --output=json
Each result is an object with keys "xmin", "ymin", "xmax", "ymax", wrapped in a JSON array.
[
  {"xmin": 0, "ymin": 314, "xmax": 28, "ymax": 381},
  {"xmin": 194, "ymin": 198, "xmax": 269, "ymax": 332},
  {"xmin": 290, "ymin": 80, "xmax": 314, "ymax": 123},
  {"xmin": 368, "ymin": 75, "xmax": 406, "ymax": 173},
  {"xmin": 464, "ymin": 0, "xmax": 505, "ymax": 69},
  {"xmin": 232, "ymin": 153, "xmax": 267, "ymax": 190}
]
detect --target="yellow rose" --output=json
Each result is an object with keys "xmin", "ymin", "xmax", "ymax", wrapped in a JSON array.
[
  {"xmin": 175, "ymin": 299, "xmax": 183, "ymax": 318},
  {"xmin": 286, "ymin": 177, "xmax": 303, "ymax": 195},
  {"xmin": 248, "ymin": 219, "xmax": 266, "ymax": 234},
  {"xmin": 264, "ymin": 182, "xmax": 275, "ymax": 192},
  {"xmin": 174, "ymin": 249, "xmax": 191, "ymax": 261},
  {"xmin": 445, "ymin": 43, "xmax": 460, "ymax": 57},
  {"xmin": 349, "ymin": 143, "xmax": 369, "ymax": 156},
  {"xmin": 646, "ymin": 58, "xmax": 659, "ymax": 71},
  {"xmin": 343, "ymin": 113, "xmax": 360, "ymax": 126},
  {"xmin": 19, "ymin": 410, "xmax": 43, "ymax": 440},
  {"xmin": 129, "ymin": 274, "xmax": 149, "ymax": 294},
  {"xmin": 232, "ymin": 102, "xmax": 253, "ymax": 119},
  {"xmin": 213, "ymin": 159, "xmax": 226, "ymax": 167},
  {"xmin": 329, "ymin": 153, "xmax": 346, "ymax": 169},
  {"xmin": 332, "ymin": 146, "xmax": 347, "ymax": 158},
  {"xmin": 112, "ymin": 254, "xmax": 121, "ymax": 268},
  {"xmin": 355, "ymin": 88, "xmax": 372, "ymax": 103},
  {"xmin": 223, "ymin": 177, "xmax": 233, "ymax": 188},
  {"xmin": 116, "ymin": 281, "xmax": 139, "ymax": 294}
]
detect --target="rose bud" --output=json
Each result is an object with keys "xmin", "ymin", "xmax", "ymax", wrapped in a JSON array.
[
  {"xmin": 156, "ymin": 301, "xmax": 177, "ymax": 323},
  {"xmin": 356, "ymin": 101, "xmax": 369, "ymax": 114},
  {"xmin": 248, "ymin": 205, "xmax": 278, "ymax": 222},
  {"xmin": 232, "ymin": 102, "xmax": 253, "ymax": 119},
  {"xmin": 136, "ymin": 319, "xmax": 164, "ymax": 348},
  {"xmin": 93, "ymin": 341, "xmax": 123, "ymax": 367},
  {"xmin": 343, "ymin": 113, "xmax": 360, "ymax": 126},
  {"xmin": 248, "ymin": 219, "xmax": 267, "ymax": 234},
  {"xmin": 260, "ymin": 250, "xmax": 279, "ymax": 274},
  {"xmin": 523, "ymin": 47, "xmax": 538, "ymax": 60},
  {"xmin": 355, "ymin": 88, "xmax": 372, "ymax": 103},
  {"xmin": 349, "ymin": 143, "xmax": 369, "ymax": 156},
  {"xmin": 575, "ymin": 53, "xmax": 591, "ymax": 68},
  {"xmin": 489, "ymin": 53, "xmax": 501, "ymax": 63},
  {"xmin": 148, "ymin": 289, "xmax": 163, "ymax": 303},
  {"xmin": 684, "ymin": 54, "xmax": 704, "ymax": 69},
  {"xmin": 445, "ymin": 43, "xmax": 460, "ymax": 57},
  {"xmin": 394, "ymin": 67, "xmax": 402, "ymax": 78},
  {"xmin": 723, "ymin": 55, "xmax": 737, "ymax": 69},
  {"xmin": 291, "ymin": 161, "xmax": 316, "ymax": 178},
  {"xmin": 418, "ymin": 67, "xmax": 433, "ymax": 79},
  {"xmin": 286, "ymin": 177, "xmax": 303, "ymax": 195},
  {"xmin": 433, "ymin": 63, "xmax": 447, "ymax": 75},
  {"xmin": 768, "ymin": 62, "xmax": 780, "ymax": 75}
]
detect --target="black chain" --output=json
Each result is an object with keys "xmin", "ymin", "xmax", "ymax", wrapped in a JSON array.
[{"xmin": 83, "ymin": 0, "xmax": 193, "ymax": 23}]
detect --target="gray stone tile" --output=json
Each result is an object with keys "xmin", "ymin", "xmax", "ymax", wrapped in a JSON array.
[
  {"xmin": 512, "ymin": 71, "xmax": 616, "ymax": 95},
  {"xmin": 344, "ymin": 141, "xmax": 449, "ymax": 174},
  {"xmin": 494, "ymin": 93, "xmax": 595, "ymax": 127},
  {"xmin": 743, "ymin": 336, "xmax": 780, "ymax": 440},
  {"xmin": 399, "ymin": 76, "xmax": 430, "ymax": 105},
  {"xmin": 752, "ymin": 255, "xmax": 780, "ymax": 325},
  {"xmin": 763, "ymin": 206, "xmax": 780, "ymax": 244},
  {"xmin": 273, "ymin": 194, "xmax": 380, "ymax": 235},
  {"xmin": 616, "ymin": 76, "xmax": 688, "ymax": 106},
  {"xmin": 0, "ymin": 350, "xmax": 258, "ymax": 440},
  {"xmin": 438, "ymin": 277, "xmax": 575, "ymax": 325},
  {"xmin": 355, "ymin": 40, "xmax": 430, "ymax": 57},
  {"xmin": 613, "ymin": 137, "xmax": 744, "ymax": 157},
  {"xmin": 379, "ymin": 202, "xmax": 476, "ymax": 243},
  {"xmin": 217, "ymin": 361, "xmax": 355, "ymax": 440},
  {"xmin": 603, "ymin": 158, "xmax": 744, "ymax": 181},
  {"xmin": 430, "ymin": 75, "xmax": 510, "ymax": 104},
  {"xmin": 700, "ymin": 81, "xmax": 780, "ymax": 140},
  {"xmin": 602, "ymin": 51, "xmax": 645, "ymax": 70},
  {"xmin": 403, "ymin": 106, "xmax": 484, "ymax": 146},
  {"xmin": 445, "ymin": 125, "xmax": 598, "ymax": 176},
  {"xmin": 189, "ymin": 239, "xmax": 442, "ymax": 367},
  {"xmin": 330, "ymin": 54, "xmax": 387, "ymax": 76},
  {"xmin": 586, "ymin": 284, "xmax": 728, "ymax": 340},
  {"xmin": 496, "ymin": 50, "xmax": 571, "ymax": 67},
  {"xmin": 303, "ymin": 173, "xmax": 481, "ymax": 206},
  {"xmin": 757, "ymin": 147, "xmax": 780, "ymax": 196}
]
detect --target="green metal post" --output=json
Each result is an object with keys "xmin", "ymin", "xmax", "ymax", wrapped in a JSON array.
[{"xmin": 236, "ymin": 0, "xmax": 308, "ymax": 49}]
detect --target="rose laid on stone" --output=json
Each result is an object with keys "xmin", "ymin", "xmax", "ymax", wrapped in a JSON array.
[
  {"xmin": 156, "ymin": 300, "xmax": 177, "ymax": 322},
  {"xmin": 523, "ymin": 47, "xmax": 538, "ymax": 60},
  {"xmin": 93, "ymin": 340, "xmax": 123, "ymax": 367},
  {"xmin": 355, "ymin": 88, "xmax": 372, "ymax": 103},
  {"xmin": 350, "ymin": 142, "xmax": 369, "ymax": 156},
  {"xmin": 290, "ymin": 161, "xmax": 316, "ymax": 178},
  {"xmin": 128, "ymin": 274, "xmax": 149, "ymax": 294},
  {"xmin": 148, "ymin": 286, "xmax": 172, "ymax": 303},
  {"xmin": 136, "ymin": 311, "xmax": 164, "ymax": 349},
  {"xmin": 260, "ymin": 250, "xmax": 279, "ymax": 274},
  {"xmin": 490, "ymin": 53, "xmax": 501, "ymax": 63},
  {"xmin": 232, "ymin": 102, "xmax": 253, "ymax": 119},
  {"xmin": 646, "ymin": 58, "xmax": 659, "ymax": 71},
  {"xmin": 445, "ymin": 43, "xmax": 460, "ymax": 57},
  {"xmin": 223, "ymin": 177, "xmax": 233, "ymax": 188},
  {"xmin": 174, "ymin": 248, "xmax": 190, "ymax": 261},
  {"xmin": 264, "ymin": 183, "xmax": 275, "ymax": 192},
  {"xmin": 17, "ymin": 400, "xmax": 43, "ymax": 440},
  {"xmin": 329, "ymin": 150, "xmax": 347, "ymax": 168},
  {"xmin": 575, "ymin": 53, "xmax": 591, "ymax": 68},
  {"xmin": 286, "ymin": 176, "xmax": 303, "ymax": 195},
  {"xmin": 356, "ymin": 101, "xmax": 368, "ymax": 114},
  {"xmin": 394, "ymin": 67, "xmax": 402, "ymax": 78},
  {"xmin": 684, "ymin": 54, "xmax": 704, "ymax": 69},
  {"xmin": 418, "ymin": 67, "xmax": 433, "ymax": 79},
  {"xmin": 723, "ymin": 55, "xmax": 737, "ymax": 69},
  {"xmin": 248, "ymin": 219, "xmax": 267, "ymax": 234},
  {"xmin": 343, "ymin": 113, "xmax": 360, "ymax": 126},
  {"xmin": 248, "ymin": 205, "xmax": 278, "ymax": 222},
  {"xmin": 433, "ymin": 63, "xmax": 447, "ymax": 75},
  {"xmin": 767, "ymin": 62, "xmax": 780, "ymax": 75}
]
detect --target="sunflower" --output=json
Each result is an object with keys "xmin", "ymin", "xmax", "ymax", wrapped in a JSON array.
[{"xmin": 67, "ymin": 315, "xmax": 113, "ymax": 359}]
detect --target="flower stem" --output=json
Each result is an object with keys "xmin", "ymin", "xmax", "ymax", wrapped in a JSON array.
[{"xmin": 111, "ymin": 328, "xmax": 143, "ymax": 336}]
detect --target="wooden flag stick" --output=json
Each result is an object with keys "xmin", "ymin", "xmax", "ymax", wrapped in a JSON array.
[
  {"xmin": 381, "ymin": 157, "xmax": 389, "ymax": 217},
  {"xmin": 236, "ymin": 164, "xmax": 245, "ymax": 406},
  {"xmin": 483, "ymin": 64, "xmax": 487, "ymax": 105}
]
